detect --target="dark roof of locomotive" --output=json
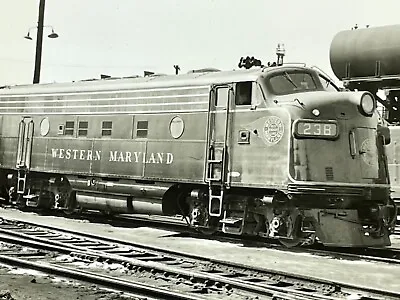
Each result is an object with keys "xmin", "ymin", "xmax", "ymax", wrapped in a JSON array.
[{"xmin": 0, "ymin": 68, "xmax": 266, "ymax": 96}]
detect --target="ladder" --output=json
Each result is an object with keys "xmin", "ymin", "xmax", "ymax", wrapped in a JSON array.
[
  {"xmin": 17, "ymin": 170, "xmax": 27, "ymax": 195},
  {"xmin": 205, "ymin": 85, "xmax": 232, "ymax": 218},
  {"xmin": 206, "ymin": 144, "xmax": 225, "ymax": 217}
]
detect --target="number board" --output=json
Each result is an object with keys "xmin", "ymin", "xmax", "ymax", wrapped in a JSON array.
[{"xmin": 294, "ymin": 120, "xmax": 338, "ymax": 139}]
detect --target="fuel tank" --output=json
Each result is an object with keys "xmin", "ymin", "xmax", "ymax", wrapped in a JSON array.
[
  {"xmin": 75, "ymin": 193, "xmax": 163, "ymax": 215},
  {"xmin": 330, "ymin": 24, "xmax": 400, "ymax": 80}
]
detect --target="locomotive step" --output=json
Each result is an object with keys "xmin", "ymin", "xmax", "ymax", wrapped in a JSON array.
[
  {"xmin": 207, "ymin": 159, "xmax": 223, "ymax": 163},
  {"xmin": 220, "ymin": 217, "xmax": 243, "ymax": 225}
]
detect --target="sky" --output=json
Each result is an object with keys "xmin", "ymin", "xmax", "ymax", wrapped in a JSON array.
[{"xmin": 1, "ymin": 0, "xmax": 399, "ymax": 86}]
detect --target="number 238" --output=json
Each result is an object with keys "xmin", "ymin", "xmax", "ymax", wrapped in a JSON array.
[{"xmin": 302, "ymin": 123, "xmax": 333, "ymax": 136}]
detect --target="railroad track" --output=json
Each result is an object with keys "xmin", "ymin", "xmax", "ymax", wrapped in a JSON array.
[
  {"xmin": 0, "ymin": 248, "xmax": 197, "ymax": 300},
  {"xmin": 10, "ymin": 207, "xmax": 400, "ymax": 266},
  {"xmin": 83, "ymin": 212, "xmax": 400, "ymax": 264},
  {"xmin": 0, "ymin": 217, "xmax": 397, "ymax": 300},
  {"xmin": 19, "ymin": 208, "xmax": 400, "ymax": 265}
]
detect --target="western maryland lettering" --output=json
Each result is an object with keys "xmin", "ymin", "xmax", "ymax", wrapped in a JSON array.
[
  {"xmin": 51, "ymin": 149, "xmax": 174, "ymax": 164},
  {"xmin": 51, "ymin": 149, "xmax": 102, "ymax": 161},
  {"xmin": 109, "ymin": 151, "xmax": 173, "ymax": 164}
]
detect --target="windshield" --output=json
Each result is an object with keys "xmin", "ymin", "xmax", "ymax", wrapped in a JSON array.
[{"xmin": 267, "ymin": 71, "xmax": 318, "ymax": 95}]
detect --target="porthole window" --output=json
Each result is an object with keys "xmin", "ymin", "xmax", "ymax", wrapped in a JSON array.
[
  {"xmin": 170, "ymin": 116, "xmax": 184, "ymax": 139},
  {"xmin": 40, "ymin": 117, "xmax": 50, "ymax": 136}
]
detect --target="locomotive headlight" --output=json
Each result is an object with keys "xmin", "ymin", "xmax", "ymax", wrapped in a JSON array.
[{"xmin": 360, "ymin": 93, "xmax": 376, "ymax": 116}]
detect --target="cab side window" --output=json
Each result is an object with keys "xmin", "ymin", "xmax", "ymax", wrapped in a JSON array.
[{"xmin": 235, "ymin": 82, "xmax": 252, "ymax": 105}]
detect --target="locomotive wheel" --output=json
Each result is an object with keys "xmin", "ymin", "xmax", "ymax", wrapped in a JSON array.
[
  {"xmin": 279, "ymin": 238, "xmax": 302, "ymax": 248},
  {"xmin": 63, "ymin": 207, "xmax": 76, "ymax": 215},
  {"xmin": 63, "ymin": 191, "xmax": 78, "ymax": 215},
  {"xmin": 279, "ymin": 232, "xmax": 316, "ymax": 247},
  {"xmin": 196, "ymin": 226, "xmax": 218, "ymax": 235},
  {"xmin": 278, "ymin": 215, "xmax": 315, "ymax": 248},
  {"xmin": 195, "ymin": 217, "xmax": 219, "ymax": 235}
]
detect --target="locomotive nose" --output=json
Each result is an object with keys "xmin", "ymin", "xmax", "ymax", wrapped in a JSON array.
[{"xmin": 292, "ymin": 91, "xmax": 377, "ymax": 120}]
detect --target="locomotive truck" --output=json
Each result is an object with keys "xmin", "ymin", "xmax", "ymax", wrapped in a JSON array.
[
  {"xmin": 330, "ymin": 24, "xmax": 400, "ymax": 221},
  {"xmin": 0, "ymin": 55, "xmax": 396, "ymax": 247}
]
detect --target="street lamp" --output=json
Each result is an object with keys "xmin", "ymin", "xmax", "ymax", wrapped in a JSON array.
[
  {"xmin": 24, "ymin": 26, "xmax": 59, "ymax": 40},
  {"xmin": 24, "ymin": 0, "xmax": 59, "ymax": 84}
]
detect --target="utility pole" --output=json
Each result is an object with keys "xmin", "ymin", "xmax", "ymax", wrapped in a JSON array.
[{"xmin": 33, "ymin": 0, "xmax": 45, "ymax": 84}]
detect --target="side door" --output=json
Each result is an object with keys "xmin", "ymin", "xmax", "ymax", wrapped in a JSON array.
[{"xmin": 16, "ymin": 117, "xmax": 34, "ymax": 194}]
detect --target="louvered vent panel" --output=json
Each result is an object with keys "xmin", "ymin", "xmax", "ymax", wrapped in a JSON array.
[{"xmin": 325, "ymin": 167, "xmax": 334, "ymax": 181}]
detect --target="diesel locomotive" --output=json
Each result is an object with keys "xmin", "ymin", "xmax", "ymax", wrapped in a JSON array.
[
  {"xmin": 330, "ymin": 24, "xmax": 400, "ymax": 220},
  {"xmin": 0, "ymin": 53, "xmax": 396, "ymax": 247}
]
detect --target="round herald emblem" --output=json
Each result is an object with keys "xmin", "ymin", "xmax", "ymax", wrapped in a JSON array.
[
  {"xmin": 263, "ymin": 116, "xmax": 284, "ymax": 145},
  {"xmin": 360, "ymin": 138, "xmax": 377, "ymax": 166}
]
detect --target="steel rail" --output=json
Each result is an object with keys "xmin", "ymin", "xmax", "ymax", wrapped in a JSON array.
[
  {"xmin": 31, "ymin": 212, "xmax": 400, "ymax": 265},
  {"xmin": 0, "ymin": 253, "xmax": 205, "ymax": 300}
]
